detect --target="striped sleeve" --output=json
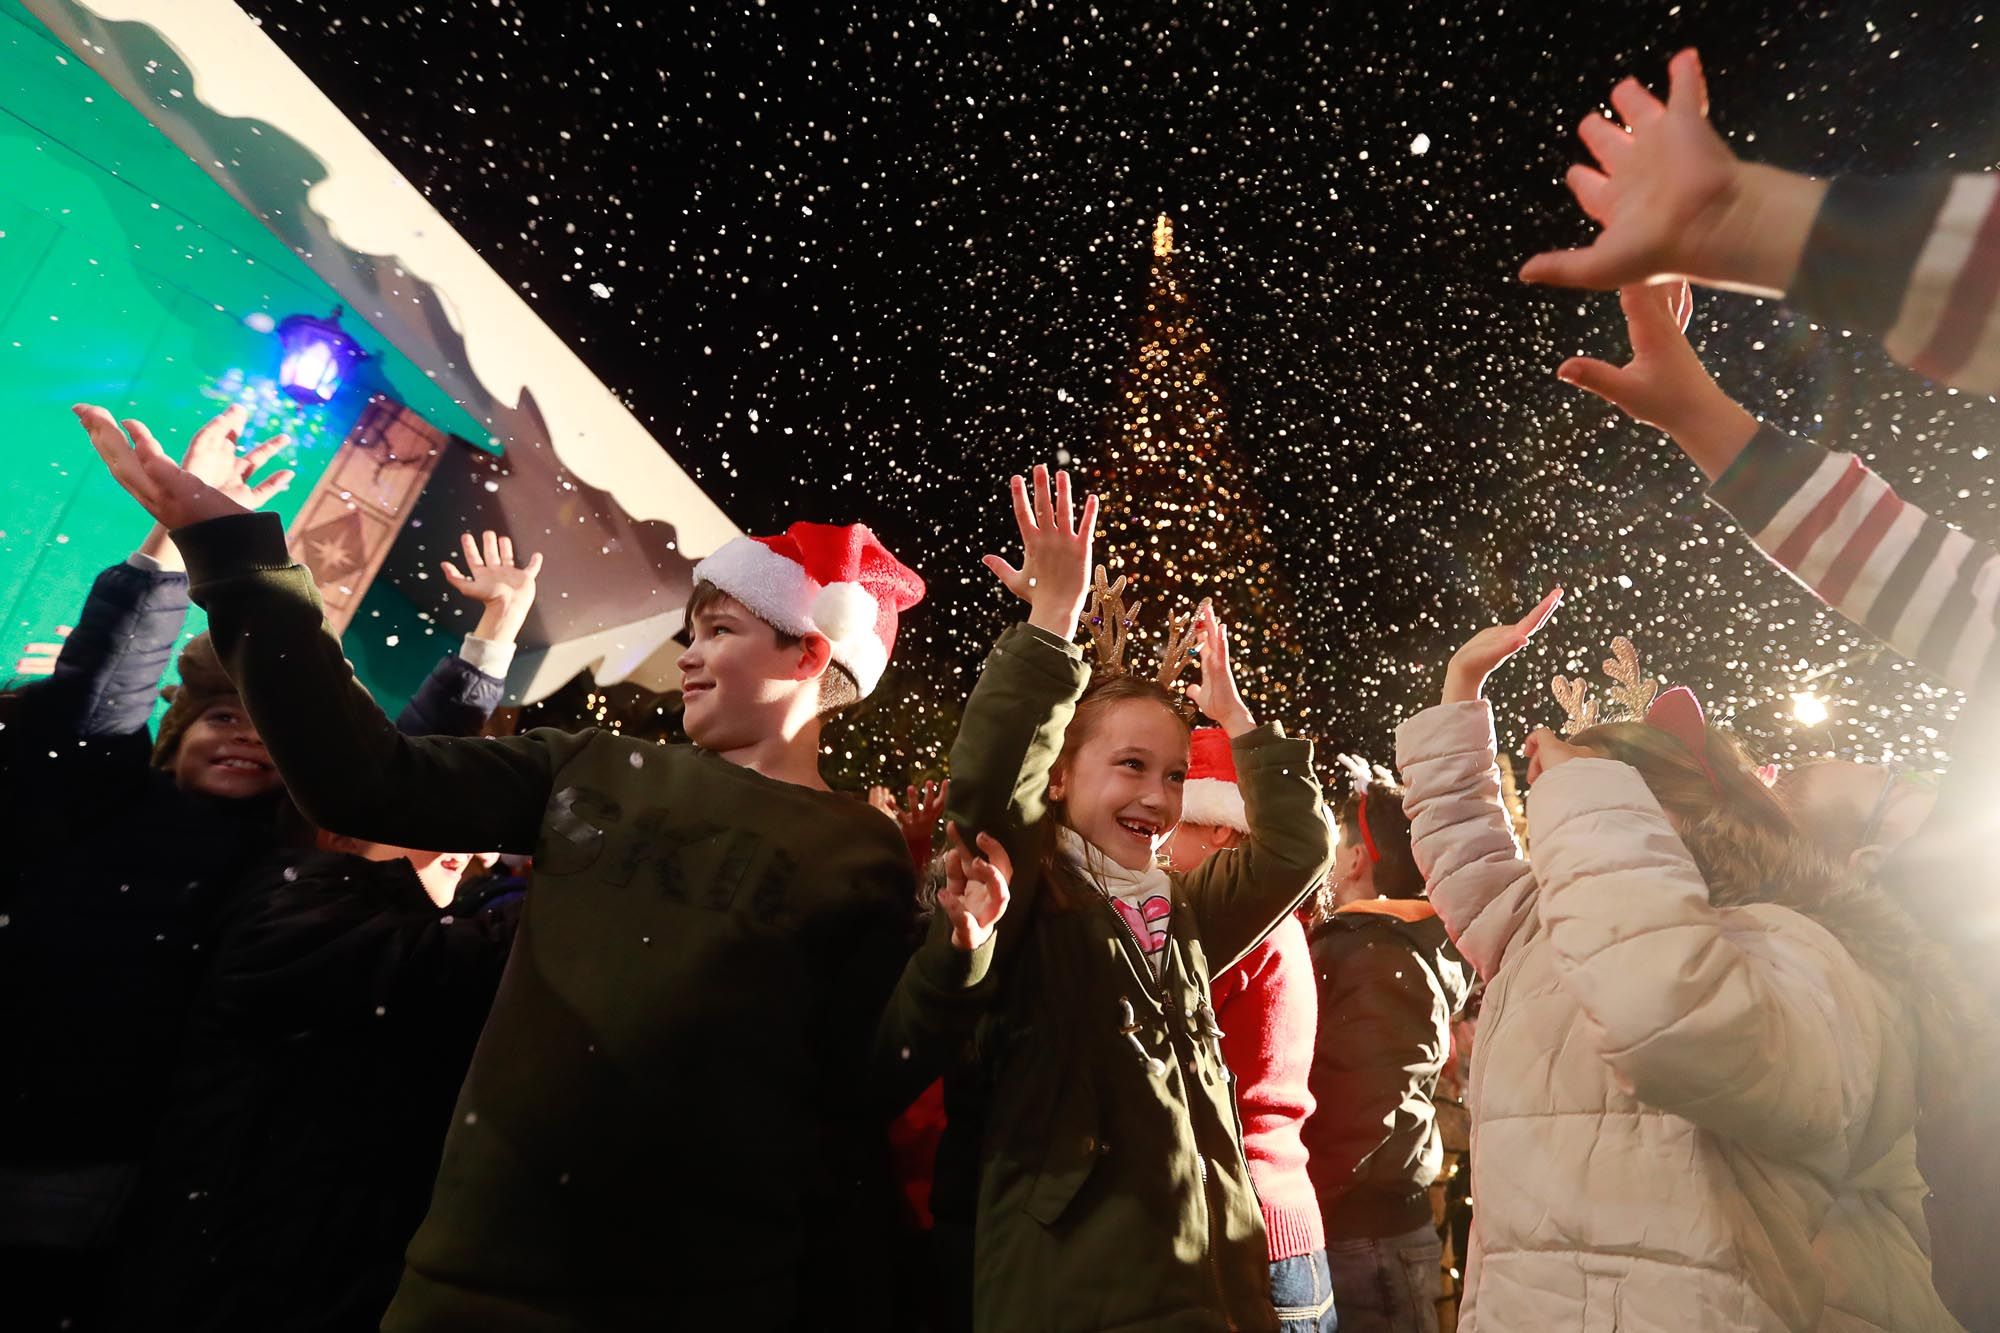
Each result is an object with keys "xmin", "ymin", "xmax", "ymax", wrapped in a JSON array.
[
  {"xmin": 1708, "ymin": 424, "xmax": 2000, "ymax": 694},
  {"xmin": 1790, "ymin": 172, "xmax": 2000, "ymax": 392}
]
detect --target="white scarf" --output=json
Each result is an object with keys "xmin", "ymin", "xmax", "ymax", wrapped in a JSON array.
[{"xmin": 1059, "ymin": 827, "xmax": 1174, "ymax": 978}]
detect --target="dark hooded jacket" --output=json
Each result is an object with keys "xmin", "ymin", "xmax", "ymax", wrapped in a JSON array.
[{"xmin": 1302, "ymin": 898, "xmax": 1471, "ymax": 1241}]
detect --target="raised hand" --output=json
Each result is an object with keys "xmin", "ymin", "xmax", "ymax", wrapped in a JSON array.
[
  {"xmin": 936, "ymin": 822, "xmax": 1012, "ymax": 953},
  {"xmin": 79, "ymin": 404, "xmax": 293, "ymax": 571},
  {"xmin": 897, "ymin": 778, "xmax": 950, "ymax": 845},
  {"xmin": 441, "ymin": 529, "xmax": 544, "ymax": 645},
  {"xmin": 1184, "ymin": 599, "xmax": 1255, "ymax": 737},
  {"xmin": 1557, "ymin": 284, "xmax": 1760, "ymax": 480},
  {"xmin": 1519, "ymin": 49, "xmax": 1824, "ymax": 298},
  {"xmin": 981, "ymin": 463, "xmax": 1099, "ymax": 640},
  {"xmin": 1443, "ymin": 588, "xmax": 1563, "ymax": 706},
  {"xmin": 1524, "ymin": 727, "xmax": 1592, "ymax": 785},
  {"xmin": 180, "ymin": 404, "xmax": 296, "ymax": 510}
]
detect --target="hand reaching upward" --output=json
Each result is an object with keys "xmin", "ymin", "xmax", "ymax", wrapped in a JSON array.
[
  {"xmin": 1185, "ymin": 599, "xmax": 1255, "ymax": 737},
  {"xmin": 937, "ymin": 822, "xmax": 1012, "ymax": 953},
  {"xmin": 1443, "ymin": 589, "xmax": 1563, "ymax": 706},
  {"xmin": 981, "ymin": 463, "xmax": 1099, "ymax": 640},
  {"xmin": 1519, "ymin": 49, "xmax": 1826, "ymax": 299},
  {"xmin": 441, "ymin": 529, "xmax": 544, "ymax": 645},
  {"xmin": 79, "ymin": 403, "xmax": 293, "ymax": 571}
]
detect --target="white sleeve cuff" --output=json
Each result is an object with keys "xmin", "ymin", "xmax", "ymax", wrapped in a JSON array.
[{"xmin": 457, "ymin": 634, "xmax": 516, "ymax": 678}]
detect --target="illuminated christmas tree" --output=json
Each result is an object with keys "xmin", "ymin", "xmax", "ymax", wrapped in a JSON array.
[{"xmin": 1095, "ymin": 214, "xmax": 1307, "ymax": 721}]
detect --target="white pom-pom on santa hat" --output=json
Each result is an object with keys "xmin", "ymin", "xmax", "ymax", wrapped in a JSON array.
[{"xmin": 811, "ymin": 581, "xmax": 878, "ymax": 644}]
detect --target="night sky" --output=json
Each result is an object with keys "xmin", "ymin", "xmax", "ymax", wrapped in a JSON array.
[{"xmin": 234, "ymin": 0, "xmax": 2000, "ymax": 778}]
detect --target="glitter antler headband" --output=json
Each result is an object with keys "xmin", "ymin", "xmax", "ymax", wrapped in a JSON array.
[
  {"xmin": 1084, "ymin": 563, "xmax": 1199, "ymax": 691},
  {"xmin": 1551, "ymin": 636, "xmax": 1658, "ymax": 736},
  {"xmin": 1551, "ymin": 636, "xmax": 1718, "ymax": 787}
]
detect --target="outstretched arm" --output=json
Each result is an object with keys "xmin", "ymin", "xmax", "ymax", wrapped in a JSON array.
[
  {"xmin": 20, "ymin": 405, "xmax": 294, "ymax": 741},
  {"xmin": 1559, "ymin": 285, "xmax": 2000, "ymax": 695},
  {"xmin": 396, "ymin": 530, "xmax": 543, "ymax": 738},
  {"xmin": 1523, "ymin": 48, "xmax": 2000, "ymax": 391},
  {"xmin": 1397, "ymin": 592, "xmax": 1563, "ymax": 981},
  {"xmin": 1177, "ymin": 600, "xmax": 1334, "ymax": 968},
  {"xmin": 75, "ymin": 405, "xmax": 579, "ymax": 853}
]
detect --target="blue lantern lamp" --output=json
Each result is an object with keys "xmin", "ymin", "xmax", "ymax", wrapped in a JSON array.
[{"xmin": 275, "ymin": 306, "xmax": 367, "ymax": 404}]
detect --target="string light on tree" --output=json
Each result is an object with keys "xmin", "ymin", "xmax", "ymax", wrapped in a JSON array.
[{"xmin": 1093, "ymin": 213, "xmax": 1309, "ymax": 724}]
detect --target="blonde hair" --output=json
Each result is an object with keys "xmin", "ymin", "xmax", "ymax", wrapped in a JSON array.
[{"xmin": 1573, "ymin": 720, "xmax": 1990, "ymax": 1108}]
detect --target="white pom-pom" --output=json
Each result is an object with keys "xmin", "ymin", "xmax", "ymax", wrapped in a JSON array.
[{"xmin": 811, "ymin": 582, "xmax": 877, "ymax": 642}]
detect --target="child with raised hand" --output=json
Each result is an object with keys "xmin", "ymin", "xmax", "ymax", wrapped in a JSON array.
[
  {"xmin": 883, "ymin": 464, "xmax": 1334, "ymax": 1333},
  {"xmin": 1521, "ymin": 48, "xmax": 2000, "ymax": 392},
  {"xmin": 1557, "ymin": 281, "xmax": 2000, "ymax": 1329},
  {"xmin": 73, "ymin": 403, "xmax": 927, "ymax": 1331},
  {"xmin": 1400, "ymin": 592, "xmax": 1968, "ymax": 1333}
]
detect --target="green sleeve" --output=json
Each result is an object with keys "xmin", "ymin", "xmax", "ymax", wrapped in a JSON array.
[
  {"xmin": 174, "ymin": 512, "xmax": 583, "ymax": 854},
  {"xmin": 874, "ymin": 911, "xmax": 998, "ymax": 1106},
  {"xmin": 942, "ymin": 621, "xmax": 1090, "ymax": 944},
  {"xmin": 1178, "ymin": 726, "xmax": 1334, "ymax": 972}
]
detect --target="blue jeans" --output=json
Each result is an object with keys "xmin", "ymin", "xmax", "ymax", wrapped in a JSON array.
[
  {"xmin": 1322, "ymin": 1224, "xmax": 1441, "ymax": 1333},
  {"xmin": 1270, "ymin": 1248, "xmax": 1338, "ymax": 1333}
]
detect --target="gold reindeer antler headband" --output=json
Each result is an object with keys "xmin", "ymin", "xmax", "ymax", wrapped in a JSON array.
[
  {"xmin": 1549, "ymin": 635, "xmax": 1660, "ymax": 737},
  {"xmin": 1084, "ymin": 563, "xmax": 1198, "ymax": 692}
]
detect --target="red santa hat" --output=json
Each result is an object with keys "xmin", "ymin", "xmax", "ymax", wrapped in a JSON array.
[
  {"xmin": 1180, "ymin": 726, "xmax": 1249, "ymax": 834},
  {"xmin": 690, "ymin": 521, "xmax": 923, "ymax": 699}
]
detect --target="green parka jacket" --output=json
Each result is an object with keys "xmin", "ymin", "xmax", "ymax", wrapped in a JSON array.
[{"xmin": 881, "ymin": 623, "xmax": 1334, "ymax": 1332}]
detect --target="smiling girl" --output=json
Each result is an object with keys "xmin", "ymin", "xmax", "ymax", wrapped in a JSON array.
[{"xmin": 885, "ymin": 465, "xmax": 1333, "ymax": 1333}]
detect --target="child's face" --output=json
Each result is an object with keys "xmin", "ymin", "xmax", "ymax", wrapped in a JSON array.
[
  {"xmin": 1162, "ymin": 821, "xmax": 1240, "ymax": 873},
  {"xmin": 676, "ymin": 592, "xmax": 816, "ymax": 751},
  {"xmin": 1055, "ymin": 698, "xmax": 1189, "ymax": 871},
  {"xmin": 173, "ymin": 699, "xmax": 282, "ymax": 800}
]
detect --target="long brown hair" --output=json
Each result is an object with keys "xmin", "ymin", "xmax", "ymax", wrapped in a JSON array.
[
  {"xmin": 1033, "ymin": 675, "xmax": 1192, "ymax": 911},
  {"xmin": 1572, "ymin": 720, "xmax": 1990, "ymax": 1107}
]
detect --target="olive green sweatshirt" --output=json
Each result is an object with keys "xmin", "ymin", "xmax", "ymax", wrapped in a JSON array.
[{"xmin": 175, "ymin": 512, "xmax": 918, "ymax": 1331}]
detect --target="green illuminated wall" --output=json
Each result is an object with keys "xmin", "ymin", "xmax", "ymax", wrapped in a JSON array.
[{"xmin": 0, "ymin": 5, "xmax": 488, "ymax": 711}]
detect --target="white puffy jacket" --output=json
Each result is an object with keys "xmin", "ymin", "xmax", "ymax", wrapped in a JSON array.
[{"xmin": 1397, "ymin": 701, "xmax": 1961, "ymax": 1333}]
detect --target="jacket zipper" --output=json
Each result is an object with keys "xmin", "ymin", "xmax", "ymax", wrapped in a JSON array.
[{"xmin": 1099, "ymin": 894, "xmax": 1235, "ymax": 1327}]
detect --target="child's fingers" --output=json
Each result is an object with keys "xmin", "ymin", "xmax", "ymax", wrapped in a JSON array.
[
  {"xmin": 482, "ymin": 529, "xmax": 502, "ymax": 566},
  {"xmin": 1519, "ymin": 587, "xmax": 1564, "ymax": 637},
  {"xmin": 1553, "ymin": 355, "xmax": 1627, "ymax": 404},
  {"xmin": 499, "ymin": 534, "xmax": 516, "ymax": 568},
  {"xmin": 1007, "ymin": 474, "xmax": 1034, "ymax": 534},
  {"xmin": 524, "ymin": 552, "xmax": 545, "ymax": 577},
  {"xmin": 1608, "ymin": 74, "xmax": 1665, "ymax": 129},
  {"xmin": 1577, "ymin": 113, "xmax": 1630, "ymax": 174},
  {"xmin": 1519, "ymin": 244, "xmax": 1610, "ymax": 291},
  {"xmin": 1031, "ymin": 463, "xmax": 1054, "ymax": 531},
  {"xmin": 440, "ymin": 560, "xmax": 471, "ymax": 588},
  {"xmin": 973, "ymin": 831, "xmax": 1011, "ymax": 877},
  {"xmin": 982, "ymin": 553, "xmax": 1023, "ymax": 588},
  {"xmin": 246, "ymin": 469, "xmax": 295, "ymax": 507},
  {"xmin": 1666, "ymin": 47, "xmax": 1707, "ymax": 118},
  {"xmin": 1563, "ymin": 163, "xmax": 1616, "ymax": 226},
  {"xmin": 121, "ymin": 417, "xmax": 174, "ymax": 467},
  {"xmin": 1054, "ymin": 468, "xmax": 1074, "ymax": 534},
  {"xmin": 240, "ymin": 433, "xmax": 290, "ymax": 472},
  {"xmin": 460, "ymin": 531, "xmax": 483, "ymax": 570},
  {"xmin": 1077, "ymin": 492, "xmax": 1099, "ymax": 547}
]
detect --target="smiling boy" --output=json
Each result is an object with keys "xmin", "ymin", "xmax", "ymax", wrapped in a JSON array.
[{"xmin": 73, "ymin": 403, "xmax": 928, "ymax": 1330}]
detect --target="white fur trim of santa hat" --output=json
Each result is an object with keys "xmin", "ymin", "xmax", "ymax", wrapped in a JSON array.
[
  {"xmin": 693, "ymin": 536, "xmax": 890, "ymax": 695},
  {"xmin": 1180, "ymin": 776, "xmax": 1250, "ymax": 834}
]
